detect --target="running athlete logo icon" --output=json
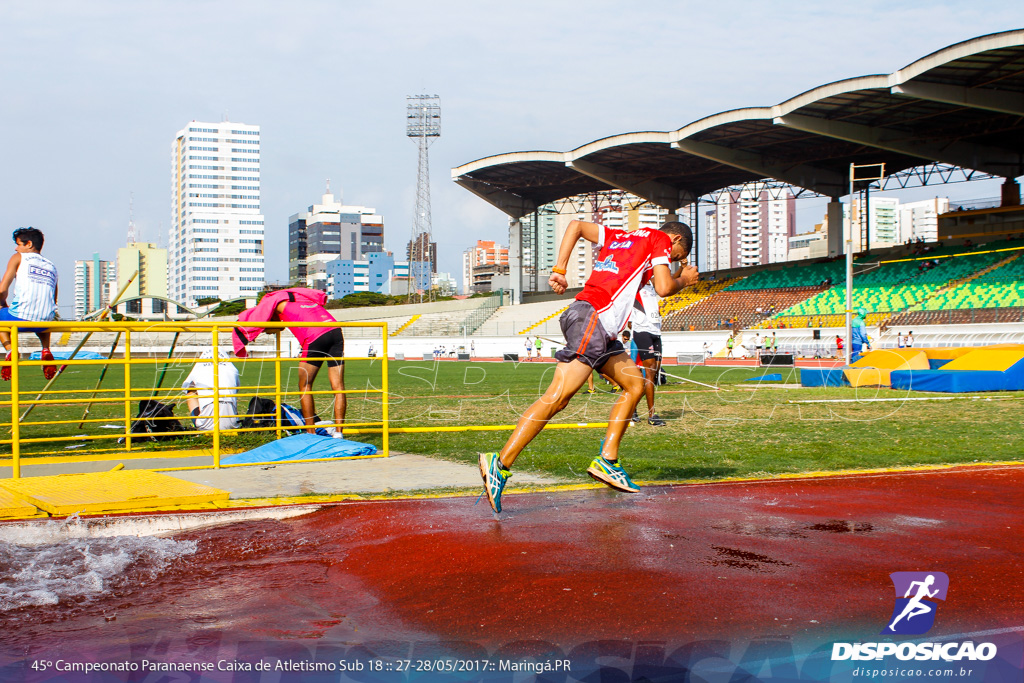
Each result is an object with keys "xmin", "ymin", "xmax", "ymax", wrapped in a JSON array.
[{"xmin": 882, "ymin": 572, "xmax": 949, "ymax": 635}]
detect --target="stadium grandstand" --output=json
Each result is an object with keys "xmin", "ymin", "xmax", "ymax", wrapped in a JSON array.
[{"xmin": 449, "ymin": 29, "xmax": 1024, "ymax": 357}]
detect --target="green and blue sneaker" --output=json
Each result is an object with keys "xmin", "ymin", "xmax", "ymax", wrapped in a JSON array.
[
  {"xmin": 587, "ymin": 456, "xmax": 640, "ymax": 493},
  {"xmin": 479, "ymin": 452, "xmax": 512, "ymax": 513}
]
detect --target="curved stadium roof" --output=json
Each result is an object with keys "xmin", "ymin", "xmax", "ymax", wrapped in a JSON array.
[{"xmin": 453, "ymin": 30, "xmax": 1024, "ymax": 219}]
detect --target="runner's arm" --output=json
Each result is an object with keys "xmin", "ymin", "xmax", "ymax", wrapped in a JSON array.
[
  {"xmin": 0, "ymin": 253, "xmax": 21, "ymax": 308},
  {"xmin": 548, "ymin": 220, "xmax": 602, "ymax": 294},
  {"xmin": 651, "ymin": 262, "xmax": 699, "ymax": 298}
]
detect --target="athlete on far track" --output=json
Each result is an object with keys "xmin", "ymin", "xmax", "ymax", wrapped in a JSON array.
[{"xmin": 480, "ymin": 219, "xmax": 698, "ymax": 513}]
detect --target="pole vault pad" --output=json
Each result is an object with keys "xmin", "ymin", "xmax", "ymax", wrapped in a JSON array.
[{"xmin": 0, "ymin": 470, "xmax": 230, "ymax": 516}]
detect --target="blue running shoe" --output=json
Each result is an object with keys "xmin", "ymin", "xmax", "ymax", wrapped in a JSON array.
[
  {"xmin": 587, "ymin": 456, "xmax": 640, "ymax": 493},
  {"xmin": 479, "ymin": 452, "xmax": 511, "ymax": 513}
]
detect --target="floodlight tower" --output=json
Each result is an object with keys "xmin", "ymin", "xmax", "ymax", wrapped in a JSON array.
[{"xmin": 406, "ymin": 94, "xmax": 441, "ymax": 302}]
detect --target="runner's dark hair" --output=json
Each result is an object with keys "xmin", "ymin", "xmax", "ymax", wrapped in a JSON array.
[{"xmin": 660, "ymin": 221, "xmax": 692, "ymax": 255}]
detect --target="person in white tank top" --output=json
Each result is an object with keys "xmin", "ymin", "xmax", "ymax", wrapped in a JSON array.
[{"xmin": 1, "ymin": 228, "xmax": 59, "ymax": 380}]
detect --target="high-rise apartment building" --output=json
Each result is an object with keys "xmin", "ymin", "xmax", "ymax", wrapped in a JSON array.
[
  {"xmin": 847, "ymin": 196, "xmax": 900, "ymax": 250},
  {"xmin": 117, "ymin": 242, "xmax": 168, "ymax": 301},
  {"xmin": 898, "ymin": 198, "xmax": 949, "ymax": 244},
  {"xmin": 326, "ymin": 251, "xmax": 415, "ymax": 300},
  {"xmin": 288, "ymin": 189, "xmax": 384, "ymax": 290},
  {"xmin": 407, "ymin": 232, "xmax": 437, "ymax": 275},
  {"xmin": 462, "ymin": 240, "xmax": 509, "ymax": 294},
  {"xmin": 73, "ymin": 254, "xmax": 116, "ymax": 319},
  {"xmin": 706, "ymin": 186, "xmax": 795, "ymax": 270},
  {"xmin": 169, "ymin": 121, "xmax": 265, "ymax": 307}
]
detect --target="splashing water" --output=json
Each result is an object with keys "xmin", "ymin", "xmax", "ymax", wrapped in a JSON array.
[{"xmin": 0, "ymin": 515, "xmax": 197, "ymax": 612}]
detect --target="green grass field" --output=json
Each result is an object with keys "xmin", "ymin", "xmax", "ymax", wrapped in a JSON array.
[{"xmin": 3, "ymin": 359, "xmax": 1022, "ymax": 482}]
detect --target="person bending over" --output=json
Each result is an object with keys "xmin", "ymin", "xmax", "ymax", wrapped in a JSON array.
[
  {"xmin": 480, "ymin": 220, "xmax": 697, "ymax": 513},
  {"xmin": 234, "ymin": 288, "xmax": 346, "ymax": 436}
]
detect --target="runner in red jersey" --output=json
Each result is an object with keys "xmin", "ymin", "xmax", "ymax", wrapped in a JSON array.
[{"xmin": 480, "ymin": 219, "xmax": 698, "ymax": 513}]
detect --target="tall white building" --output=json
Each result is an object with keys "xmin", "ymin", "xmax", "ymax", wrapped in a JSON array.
[
  {"xmin": 73, "ymin": 254, "xmax": 116, "ymax": 319},
  {"xmin": 899, "ymin": 197, "xmax": 949, "ymax": 244},
  {"xmin": 169, "ymin": 121, "xmax": 265, "ymax": 307},
  {"xmin": 706, "ymin": 185, "xmax": 795, "ymax": 270}
]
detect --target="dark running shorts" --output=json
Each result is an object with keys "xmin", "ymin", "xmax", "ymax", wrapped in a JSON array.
[
  {"xmin": 632, "ymin": 331, "xmax": 662, "ymax": 362},
  {"xmin": 553, "ymin": 300, "xmax": 625, "ymax": 370},
  {"xmin": 303, "ymin": 328, "xmax": 345, "ymax": 368}
]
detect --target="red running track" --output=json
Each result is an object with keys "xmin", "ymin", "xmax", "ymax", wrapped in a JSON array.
[{"xmin": 1, "ymin": 465, "xmax": 1022, "ymax": 661}]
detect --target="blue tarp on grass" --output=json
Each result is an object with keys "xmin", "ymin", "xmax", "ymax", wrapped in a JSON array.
[
  {"xmin": 29, "ymin": 351, "xmax": 105, "ymax": 360},
  {"xmin": 222, "ymin": 434, "xmax": 377, "ymax": 464},
  {"xmin": 743, "ymin": 373, "xmax": 783, "ymax": 382}
]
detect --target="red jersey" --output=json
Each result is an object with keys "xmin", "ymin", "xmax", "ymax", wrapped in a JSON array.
[{"xmin": 576, "ymin": 226, "xmax": 672, "ymax": 339}]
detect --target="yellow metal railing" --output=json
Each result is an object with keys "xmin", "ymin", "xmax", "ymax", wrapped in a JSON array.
[{"xmin": 0, "ymin": 320, "xmax": 389, "ymax": 478}]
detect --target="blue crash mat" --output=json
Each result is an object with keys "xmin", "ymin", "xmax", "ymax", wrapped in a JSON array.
[
  {"xmin": 743, "ymin": 373, "xmax": 782, "ymax": 382},
  {"xmin": 800, "ymin": 367, "xmax": 848, "ymax": 387},
  {"xmin": 222, "ymin": 434, "xmax": 377, "ymax": 464}
]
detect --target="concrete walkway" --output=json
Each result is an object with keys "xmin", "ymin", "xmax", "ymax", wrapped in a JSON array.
[
  {"xmin": 1, "ymin": 453, "xmax": 564, "ymax": 501},
  {"xmin": 171, "ymin": 453, "xmax": 562, "ymax": 499}
]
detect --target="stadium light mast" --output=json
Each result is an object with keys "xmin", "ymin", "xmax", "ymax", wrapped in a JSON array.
[
  {"xmin": 846, "ymin": 162, "xmax": 885, "ymax": 366},
  {"xmin": 407, "ymin": 94, "xmax": 441, "ymax": 303}
]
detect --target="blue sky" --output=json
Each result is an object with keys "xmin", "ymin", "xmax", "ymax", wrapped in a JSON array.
[{"xmin": 1, "ymin": 1, "xmax": 1020, "ymax": 313}]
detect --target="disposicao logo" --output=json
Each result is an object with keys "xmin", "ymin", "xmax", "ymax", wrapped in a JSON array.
[
  {"xmin": 831, "ymin": 572, "xmax": 998, "ymax": 662},
  {"xmin": 883, "ymin": 571, "xmax": 948, "ymax": 635}
]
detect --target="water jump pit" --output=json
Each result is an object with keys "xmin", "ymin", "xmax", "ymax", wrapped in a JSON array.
[{"xmin": 1, "ymin": 465, "xmax": 1023, "ymax": 682}]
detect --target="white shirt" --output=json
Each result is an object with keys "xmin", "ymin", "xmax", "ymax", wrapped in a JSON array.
[
  {"xmin": 629, "ymin": 284, "xmax": 662, "ymax": 336},
  {"xmin": 183, "ymin": 357, "xmax": 240, "ymax": 414},
  {"xmin": 10, "ymin": 253, "xmax": 58, "ymax": 321}
]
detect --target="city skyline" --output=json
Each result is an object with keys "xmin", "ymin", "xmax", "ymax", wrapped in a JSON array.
[{"xmin": 2, "ymin": 3, "xmax": 1018, "ymax": 315}]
